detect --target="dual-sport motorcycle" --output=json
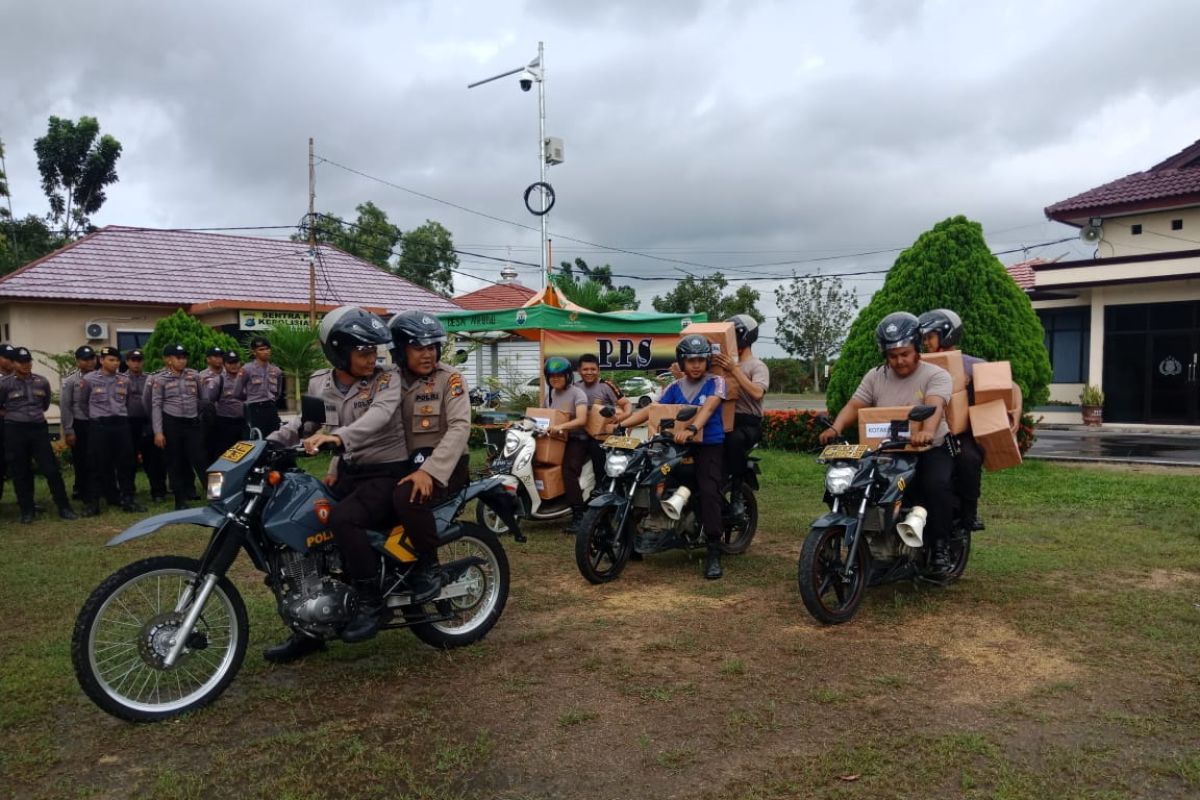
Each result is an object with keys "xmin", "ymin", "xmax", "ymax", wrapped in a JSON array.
[
  {"xmin": 575, "ymin": 406, "xmax": 759, "ymax": 583},
  {"xmin": 797, "ymin": 406, "xmax": 970, "ymax": 625},
  {"xmin": 475, "ymin": 415, "xmax": 596, "ymax": 538},
  {"xmin": 72, "ymin": 397, "xmax": 521, "ymax": 722}
]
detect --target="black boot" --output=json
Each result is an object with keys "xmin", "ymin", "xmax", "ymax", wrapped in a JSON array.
[
  {"xmin": 931, "ymin": 541, "xmax": 955, "ymax": 574},
  {"xmin": 80, "ymin": 503, "xmax": 101, "ymax": 518},
  {"xmin": 564, "ymin": 506, "xmax": 586, "ymax": 535},
  {"xmin": 704, "ymin": 546, "xmax": 723, "ymax": 580},
  {"xmin": 970, "ymin": 516, "xmax": 985, "ymax": 531},
  {"xmin": 406, "ymin": 554, "xmax": 443, "ymax": 605},
  {"xmin": 58, "ymin": 505, "xmax": 79, "ymax": 520},
  {"xmin": 341, "ymin": 581, "xmax": 385, "ymax": 643},
  {"xmin": 121, "ymin": 497, "xmax": 147, "ymax": 513},
  {"xmin": 19, "ymin": 510, "xmax": 34, "ymax": 524},
  {"xmin": 263, "ymin": 632, "xmax": 327, "ymax": 664}
]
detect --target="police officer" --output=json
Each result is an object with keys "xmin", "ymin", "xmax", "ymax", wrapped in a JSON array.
[
  {"xmin": 151, "ymin": 344, "xmax": 207, "ymax": 510},
  {"xmin": 125, "ymin": 349, "xmax": 167, "ymax": 502},
  {"xmin": 265, "ymin": 307, "xmax": 404, "ymax": 661},
  {"xmin": 61, "ymin": 345, "xmax": 98, "ymax": 500},
  {"xmin": 79, "ymin": 346, "xmax": 145, "ymax": 515},
  {"xmin": 200, "ymin": 346, "xmax": 226, "ymax": 456},
  {"xmin": 0, "ymin": 347, "xmax": 78, "ymax": 522},
  {"xmin": 389, "ymin": 311, "xmax": 472, "ymax": 604},
  {"xmin": 576, "ymin": 352, "xmax": 631, "ymax": 490},
  {"xmin": 240, "ymin": 336, "xmax": 283, "ymax": 436},
  {"xmin": 712, "ymin": 315, "xmax": 770, "ymax": 518},
  {"xmin": 203, "ymin": 350, "xmax": 247, "ymax": 461}
]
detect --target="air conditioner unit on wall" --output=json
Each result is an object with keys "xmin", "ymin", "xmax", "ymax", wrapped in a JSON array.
[{"xmin": 84, "ymin": 321, "xmax": 109, "ymax": 340}]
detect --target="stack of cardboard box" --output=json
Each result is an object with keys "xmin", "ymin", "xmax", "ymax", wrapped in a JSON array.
[
  {"xmin": 525, "ymin": 406, "xmax": 568, "ymax": 499},
  {"xmin": 680, "ymin": 321, "xmax": 739, "ymax": 431},
  {"xmin": 966, "ymin": 361, "xmax": 1022, "ymax": 471}
]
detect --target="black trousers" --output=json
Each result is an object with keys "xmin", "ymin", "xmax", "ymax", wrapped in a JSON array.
[
  {"xmin": 585, "ymin": 437, "xmax": 606, "ymax": 492},
  {"xmin": 129, "ymin": 417, "xmax": 167, "ymax": 497},
  {"xmin": 245, "ymin": 401, "xmax": 281, "ymax": 437},
  {"xmin": 86, "ymin": 417, "xmax": 136, "ymax": 504},
  {"xmin": 392, "ymin": 456, "xmax": 470, "ymax": 554},
  {"xmin": 723, "ymin": 413, "xmax": 761, "ymax": 492},
  {"xmin": 562, "ymin": 438, "xmax": 589, "ymax": 510},
  {"xmin": 208, "ymin": 415, "xmax": 247, "ymax": 464},
  {"xmin": 913, "ymin": 446, "xmax": 956, "ymax": 548},
  {"xmin": 70, "ymin": 419, "xmax": 92, "ymax": 498},
  {"xmin": 693, "ymin": 443, "xmax": 725, "ymax": 546},
  {"xmin": 4, "ymin": 421, "xmax": 70, "ymax": 512},
  {"xmin": 0, "ymin": 421, "xmax": 6, "ymax": 498},
  {"xmin": 163, "ymin": 414, "xmax": 207, "ymax": 505},
  {"xmin": 330, "ymin": 462, "xmax": 413, "ymax": 581},
  {"xmin": 954, "ymin": 432, "xmax": 983, "ymax": 521}
]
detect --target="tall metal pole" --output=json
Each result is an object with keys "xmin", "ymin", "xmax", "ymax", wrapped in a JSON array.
[
  {"xmin": 308, "ymin": 137, "xmax": 317, "ymax": 327},
  {"xmin": 537, "ymin": 41, "xmax": 548, "ymax": 289}
]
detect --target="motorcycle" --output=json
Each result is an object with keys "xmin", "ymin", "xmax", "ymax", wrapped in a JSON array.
[
  {"xmin": 574, "ymin": 406, "xmax": 759, "ymax": 584},
  {"xmin": 72, "ymin": 397, "xmax": 521, "ymax": 722},
  {"xmin": 468, "ymin": 386, "xmax": 502, "ymax": 409},
  {"xmin": 797, "ymin": 406, "xmax": 970, "ymax": 625},
  {"xmin": 474, "ymin": 416, "xmax": 596, "ymax": 538}
]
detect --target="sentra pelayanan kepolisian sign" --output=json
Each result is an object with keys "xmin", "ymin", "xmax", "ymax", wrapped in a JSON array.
[{"xmin": 238, "ymin": 310, "xmax": 327, "ymax": 330}]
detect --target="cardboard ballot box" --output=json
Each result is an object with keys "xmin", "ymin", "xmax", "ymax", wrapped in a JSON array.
[
  {"xmin": 921, "ymin": 351, "xmax": 966, "ymax": 393},
  {"xmin": 681, "ymin": 321, "xmax": 738, "ymax": 363},
  {"xmin": 525, "ymin": 407, "xmax": 569, "ymax": 465},
  {"xmin": 946, "ymin": 390, "xmax": 969, "ymax": 435},
  {"xmin": 968, "ymin": 399, "xmax": 1022, "ymax": 471},
  {"xmin": 533, "ymin": 465, "xmax": 565, "ymax": 500},
  {"xmin": 586, "ymin": 402, "xmax": 616, "ymax": 439},
  {"xmin": 857, "ymin": 405, "xmax": 915, "ymax": 449},
  {"xmin": 647, "ymin": 404, "xmax": 706, "ymax": 443},
  {"xmin": 972, "ymin": 361, "xmax": 1013, "ymax": 409}
]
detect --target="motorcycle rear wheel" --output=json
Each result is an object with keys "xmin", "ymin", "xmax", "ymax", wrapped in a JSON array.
[
  {"xmin": 71, "ymin": 556, "xmax": 248, "ymax": 722},
  {"xmin": 575, "ymin": 504, "xmax": 633, "ymax": 584},
  {"xmin": 407, "ymin": 525, "xmax": 509, "ymax": 649},
  {"xmin": 798, "ymin": 526, "xmax": 868, "ymax": 625},
  {"xmin": 719, "ymin": 485, "xmax": 758, "ymax": 555}
]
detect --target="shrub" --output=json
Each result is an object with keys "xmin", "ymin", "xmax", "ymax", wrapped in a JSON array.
[
  {"xmin": 142, "ymin": 309, "xmax": 243, "ymax": 372},
  {"xmin": 761, "ymin": 358, "xmax": 813, "ymax": 393},
  {"xmin": 1017, "ymin": 412, "xmax": 1041, "ymax": 456},
  {"xmin": 760, "ymin": 409, "xmax": 827, "ymax": 452}
]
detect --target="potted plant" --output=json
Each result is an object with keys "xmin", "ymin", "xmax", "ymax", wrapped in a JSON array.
[{"xmin": 1079, "ymin": 385, "xmax": 1104, "ymax": 426}]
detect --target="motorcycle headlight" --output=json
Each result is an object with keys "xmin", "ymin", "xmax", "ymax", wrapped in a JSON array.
[
  {"xmin": 206, "ymin": 472, "xmax": 225, "ymax": 500},
  {"xmin": 605, "ymin": 452, "xmax": 631, "ymax": 477},
  {"xmin": 824, "ymin": 465, "xmax": 856, "ymax": 496},
  {"xmin": 502, "ymin": 431, "xmax": 521, "ymax": 457}
]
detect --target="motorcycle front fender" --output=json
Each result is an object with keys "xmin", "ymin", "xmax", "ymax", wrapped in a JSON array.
[
  {"xmin": 587, "ymin": 492, "xmax": 628, "ymax": 510},
  {"xmin": 809, "ymin": 510, "xmax": 858, "ymax": 531},
  {"xmin": 106, "ymin": 506, "xmax": 228, "ymax": 547}
]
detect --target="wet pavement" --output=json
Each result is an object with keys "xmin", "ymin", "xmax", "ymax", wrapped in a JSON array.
[{"xmin": 1028, "ymin": 427, "xmax": 1200, "ymax": 466}]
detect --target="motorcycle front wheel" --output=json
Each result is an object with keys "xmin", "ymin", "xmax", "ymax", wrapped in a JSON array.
[
  {"xmin": 797, "ymin": 526, "xmax": 868, "ymax": 625},
  {"xmin": 407, "ymin": 524, "xmax": 509, "ymax": 649},
  {"xmin": 575, "ymin": 503, "xmax": 633, "ymax": 584},
  {"xmin": 71, "ymin": 555, "xmax": 248, "ymax": 722}
]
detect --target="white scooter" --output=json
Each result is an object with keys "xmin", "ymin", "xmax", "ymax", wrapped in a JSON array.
[{"xmin": 475, "ymin": 417, "xmax": 596, "ymax": 538}]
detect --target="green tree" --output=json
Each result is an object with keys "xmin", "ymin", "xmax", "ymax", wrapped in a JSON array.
[
  {"xmin": 0, "ymin": 136, "xmax": 11, "ymax": 220},
  {"xmin": 0, "ymin": 214, "xmax": 63, "ymax": 275},
  {"xmin": 774, "ymin": 274, "xmax": 858, "ymax": 391},
  {"xmin": 396, "ymin": 219, "xmax": 457, "ymax": 296},
  {"xmin": 554, "ymin": 257, "xmax": 638, "ymax": 311},
  {"xmin": 824, "ymin": 215, "xmax": 1053, "ymax": 415},
  {"xmin": 34, "ymin": 116, "xmax": 122, "ymax": 238},
  {"xmin": 264, "ymin": 324, "xmax": 327, "ymax": 408},
  {"xmin": 142, "ymin": 309, "xmax": 242, "ymax": 373},
  {"xmin": 651, "ymin": 272, "xmax": 764, "ymax": 322},
  {"xmin": 296, "ymin": 202, "xmax": 401, "ymax": 270}
]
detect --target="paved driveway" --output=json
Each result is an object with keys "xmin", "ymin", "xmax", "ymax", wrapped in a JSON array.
[{"xmin": 1028, "ymin": 428, "xmax": 1200, "ymax": 466}]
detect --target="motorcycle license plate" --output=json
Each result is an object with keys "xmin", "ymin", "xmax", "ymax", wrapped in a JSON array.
[
  {"xmin": 819, "ymin": 444, "xmax": 869, "ymax": 461},
  {"xmin": 221, "ymin": 442, "xmax": 256, "ymax": 463},
  {"xmin": 603, "ymin": 435, "xmax": 641, "ymax": 449}
]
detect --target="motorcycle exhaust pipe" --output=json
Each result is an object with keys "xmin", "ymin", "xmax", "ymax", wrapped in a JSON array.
[
  {"xmin": 660, "ymin": 486, "xmax": 691, "ymax": 520},
  {"xmin": 896, "ymin": 505, "xmax": 927, "ymax": 548}
]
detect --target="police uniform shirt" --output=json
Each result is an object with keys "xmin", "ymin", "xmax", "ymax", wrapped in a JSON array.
[
  {"xmin": 126, "ymin": 372, "xmax": 149, "ymax": 418},
  {"xmin": 80, "ymin": 370, "xmax": 132, "ymax": 419},
  {"xmin": 60, "ymin": 372, "xmax": 90, "ymax": 435},
  {"xmin": 200, "ymin": 367, "xmax": 224, "ymax": 410},
  {"xmin": 733, "ymin": 356, "xmax": 770, "ymax": 417},
  {"xmin": 852, "ymin": 361, "xmax": 952, "ymax": 446},
  {"xmin": 0, "ymin": 373, "xmax": 52, "ymax": 423},
  {"xmin": 240, "ymin": 360, "xmax": 283, "ymax": 404},
  {"xmin": 269, "ymin": 367, "xmax": 407, "ymax": 469},
  {"xmin": 580, "ymin": 378, "xmax": 622, "ymax": 409},
  {"xmin": 151, "ymin": 368, "xmax": 202, "ymax": 434},
  {"xmin": 402, "ymin": 363, "xmax": 472, "ymax": 486},
  {"xmin": 548, "ymin": 384, "xmax": 590, "ymax": 441},
  {"xmin": 214, "ymin": 371, "xmax": 246, "ymax": 418}
]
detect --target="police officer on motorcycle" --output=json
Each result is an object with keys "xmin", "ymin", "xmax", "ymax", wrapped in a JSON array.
[
  {"xmin": 712, "ymin": 314, "xmax": 769, "ymax": 518},
  {"xmin": 818, "ymin": 312, "xmax": 958, "ymax": 572},
  {"xmin": 264, "ymin": 306, "xmax": 404, "ymax": 662},
  {"xmin": 388, "ymin": 311, "xmax": 472, "ymax": 603}
]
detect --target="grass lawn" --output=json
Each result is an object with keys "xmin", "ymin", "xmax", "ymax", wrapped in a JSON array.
[{"xmin": 1, "ymin": 453, "xmax": 1199, "ymax": 799}]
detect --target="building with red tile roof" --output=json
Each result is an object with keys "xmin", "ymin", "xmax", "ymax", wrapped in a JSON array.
[
  {"xmin": 454, "ymin": 280, "xmax": 537, "ymax": 310},
  {"xmin": 1033, "ymin": 138, "xmax": 1200, "ymax": 425}
]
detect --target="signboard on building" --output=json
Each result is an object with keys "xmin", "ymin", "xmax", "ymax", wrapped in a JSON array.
[{"xmin": 238, "ymin": 310, "xmax": 325, "ymax": 331}]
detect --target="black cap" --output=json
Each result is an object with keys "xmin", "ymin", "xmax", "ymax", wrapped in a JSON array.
[
  {"xmin": 12, "ymin": 347, "xmax": 32, "ymax": 363},
  {"xmin": 163, "ymin": 344, "xmax": 188, "ymax": 357},
  {"xmin": 75, "ymin": 345, "xmax": 96, "ymax": 359},
  {"xmin": 127, "ymin": 349, "xmax": 145, "ymax": 360},
  {"xmin": 223, "ymin": 350, "xmax": 241, "ymax": 363},
  {"xmin": 0, "ymin": 344, "xmax": 15, "ymax": 359},
  {"xmin": 250, "ymin": 336, "xmax": 270, "ymax": 349},
  {"xmin": 97, "ymin": 346, "xmax": 121, "ymax": 359},
  {"xmin": 206, "ymin": 346, "xmax": 226, "ymax": 357}
]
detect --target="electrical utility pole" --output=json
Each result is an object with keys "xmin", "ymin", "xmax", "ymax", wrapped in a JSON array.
[{"xmin": 307, "ymin": 137, "xmax": 317, "ymax": 327}]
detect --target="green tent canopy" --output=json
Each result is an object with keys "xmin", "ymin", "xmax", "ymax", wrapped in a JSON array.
[{"xmin": 439, "ymin": 304, "xmax": 705, "ymax": 337}]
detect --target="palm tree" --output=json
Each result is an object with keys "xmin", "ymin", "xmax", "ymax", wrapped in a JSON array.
[{"xmin": 265, "ymin": 325, "xmax": 326, "ymax": 409}]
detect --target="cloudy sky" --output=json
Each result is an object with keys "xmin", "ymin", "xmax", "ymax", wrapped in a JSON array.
[{"xmin": 3, "ymin": 0, "xmax": 1199, "ymax": 354}]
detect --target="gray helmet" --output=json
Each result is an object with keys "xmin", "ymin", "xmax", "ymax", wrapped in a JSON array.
[
  {"xmin": 318, "ymin": 305, "xmax": 391, "ymax": 371},
  {"xmin": 728, "ymin": 314, "xmax": 759, "ymax": 351},
  {"xmin": 875, "ymin": 312, "xmax": 921, "ymax": 355},
  {"xmin": 388, "ymin": 310, "xmax": 448, "ymax": 363},
  {"xmin": 917, "ymin": 308, "xmax": 963, "ymax": 350},
  {"xmin": 675, "ymin": 334, "xmax": 713, "ymax": 369}
]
